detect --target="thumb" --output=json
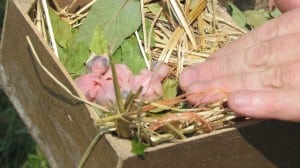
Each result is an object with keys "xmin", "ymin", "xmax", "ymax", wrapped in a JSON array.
[
  {"xmin": 228, "ymin": 90, "xmax": 300, "ymax": 122},
  {"xmin": 273, "ymin": 0, "xmax": 300, "ymax": 12}
]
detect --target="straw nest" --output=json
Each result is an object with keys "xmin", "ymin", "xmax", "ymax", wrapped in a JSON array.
[{"xmin": 30, "ymin": 0, "xmax": 252, "ymax": 150}]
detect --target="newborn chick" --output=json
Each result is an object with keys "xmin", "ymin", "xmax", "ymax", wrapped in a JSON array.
[
  {"xmin": 75, "ymin": 73, "xmax": 103, "ymax": 101},
  {"xmin": 86, "ymin": 55, "xmax": 109, "ymax": 75},
  {"xmin": 76, "ymin": 57, "xmax": 170, "ymax": 108},
  {"xmin": 130, "ymin": 62, "xmax": 170, "ymax": 101},
  {"xmin": 101, "ymin": 64, "xmax": 133, "ymax": 98}
]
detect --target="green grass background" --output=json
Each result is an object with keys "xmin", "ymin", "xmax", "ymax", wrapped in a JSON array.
[{"xmin": 0, "ymin": 0, "xmax": 48, "ymax": 167}]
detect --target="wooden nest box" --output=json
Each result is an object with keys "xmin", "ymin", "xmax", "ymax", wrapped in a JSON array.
[{"xmin": 1, "ymin": 0, "xmax": 300, "ymax": 167}]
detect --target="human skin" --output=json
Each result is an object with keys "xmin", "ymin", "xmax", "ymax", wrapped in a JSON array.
[
  {"xmin": 179, "ymin": 0, "xmax": 300, "ymax": 121},
  {"xmin": 270, "ymin": 0, "xmax": 300, "ymax": 12}
]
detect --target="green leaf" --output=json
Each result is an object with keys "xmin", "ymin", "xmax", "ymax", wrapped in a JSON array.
[
  {"xmin": 269, "ymin": 8, "xmax": 281, "ymax": 18},
  {"xmin": 76, "ymin": 0, "xmax": 141, "ymax": 54},
  {"xmin": 131, "ymin": 139, "xmax": 148, "ymax": 156},
  {"xmin": 89, "ymin": 26, "xmax": 108, "ymax": 55},
  {"xmin": 147, "ymin": 3, "xmax": 166, "ymax": 20},
  {"xmin": 64, "ymin": 42, "xmax": 90, "ymax": 77},
  {"xmin": 112, "ymin": 35, "xmax": 146, "ymax": 74},
  {"xmin": 49, "ymin": 8, "xmax": 75, "ymax": 49},
  {"xmin": 244, "ymin": 10, "xmax": 268, "ymax": 28},
  {"xmin": 162, "ymin": 78, "xmax": 178, "ymax": 99},
  {"xmin": 228, "ymin": 3, "xmax": 247, "ymax": 30},
  {"xmin": 62, "ymin": 0, "xmax": 141, "ymax": 77}
]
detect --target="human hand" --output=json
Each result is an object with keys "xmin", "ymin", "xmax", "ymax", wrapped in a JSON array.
[
  {"xmin": 269, "ymin": 0, "xmax": 300, "ymax": 12},
  {"xmin": 180, "ymin": 3, "xmax": 300, "ymax": 121}
]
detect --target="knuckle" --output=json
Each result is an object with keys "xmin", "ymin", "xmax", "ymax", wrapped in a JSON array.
[
  {"xmin": 245, "ymin": 43, "xmax": 269, "ymax": 70},
  {"xmin": 263, "ymin": 67, "xmax": 293, "ymax": 89},
  {"xmin": 253, "ymin": 18, "xmax": 280, "ymax": 42}
]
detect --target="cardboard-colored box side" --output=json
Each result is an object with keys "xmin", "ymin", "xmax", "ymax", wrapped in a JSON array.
[
  {"xmin": 0, "ymin": 0, "xmax": 119, "ymax": 167},
  {"xmin": 2, "ymin": 0, "xmax": 300, "ymax": 167}
]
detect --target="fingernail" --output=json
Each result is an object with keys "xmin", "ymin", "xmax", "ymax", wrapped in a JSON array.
[{"xmin": 231, "ymin": 92, "xmax": 251, "ymax": 108}]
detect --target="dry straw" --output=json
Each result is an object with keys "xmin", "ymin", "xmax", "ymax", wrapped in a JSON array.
[{"xmin": 31, "ymin": 0, "xmax": 245, "ymax": 152}]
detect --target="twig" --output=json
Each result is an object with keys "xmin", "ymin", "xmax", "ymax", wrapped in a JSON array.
[
  {"xmin": 164, "ymin": 122, "xmax": 186, "ymax": 139},
  {"xmin": 41, "ymin": 0, "xmax": 59, "ymax": 58},
  {"xmin": 77, "ymin": 128, "xmax": 111, "ymax": 168},
  {"xmin": 75, "ymin": 0, "xmax": 97, "ymax": 15},
  {"xmin": 135, "ymin": 31, "xmax": 151, "ymax": 69},
  {"xmin": 147, "ymin": 7, "xmax": 163, "ymax": 59},
  {"xmin": 141, "ymin": 0, "xmax": 148, "ymax": 51}
]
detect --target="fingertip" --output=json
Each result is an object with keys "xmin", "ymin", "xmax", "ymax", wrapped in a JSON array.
[
  {"xmin": 228, "ymin": 91, "xmax": 264, "ymax": 118},
  {"xmin": 228, "ymin": 91, "xmax": 282, "ymax": 120}
]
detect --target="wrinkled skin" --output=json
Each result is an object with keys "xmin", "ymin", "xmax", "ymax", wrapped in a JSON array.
[
  {"xmin": 86, "ymin": 55, "xmax": 109, "ymax": 75},
  {"xmin": 102, "ymin": 64, "xmax": 133, "ymax": 96},
  {"xmin": 75, "ymin": 73, "xmax": 103, "ymax": 101},
  {"xmin": 179, "ymin": 0, "xmax": 300, "ymax": 121},
  {"xmin": 94, "ymin": 79, "xmax": 116, "ymax": 107},
  {"xmin": 75, "ymin": 55, "xmax": 170, "ymax": 108},
  {"xmin": 131, "ymin": 63, "xmax": 170, "ymax": 101},
  {"xmin": 269, "ymin": 0, "xmax": 300, "ymax": 12}
]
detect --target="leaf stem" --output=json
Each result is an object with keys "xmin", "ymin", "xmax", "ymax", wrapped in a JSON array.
[
  {"xmin": 108, "ymin": 53, "xmax": 125, "ymax": 113},
  {"xmin": 77, "ymin": 129, "xmax": 111, "ymax": 168}
]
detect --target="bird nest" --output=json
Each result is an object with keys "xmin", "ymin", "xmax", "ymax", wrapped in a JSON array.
[{"xmin": 28, "ymin": 0, "xmax": 255, "ymax": 159}]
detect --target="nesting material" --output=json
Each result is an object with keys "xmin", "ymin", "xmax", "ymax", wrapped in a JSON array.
[{"xmin": 30, "ymin": 0, "xmax": 245, "ymax": 150}]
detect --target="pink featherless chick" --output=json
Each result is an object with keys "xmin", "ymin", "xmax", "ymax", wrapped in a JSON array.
[
  {"xmin": 85, "ymin": 55, "xmax": 109, "ymax": 75},
  {"xmin": 130, "ymin": 62, "xmax": 170, "ymax": 101},
  {"xmin": 75, "ymin": 73, "xmax": 103, "ymax": 102},
  {"xmin": 94, "ymin": 79, "xmax": 117, "ymax": 108},
  {"xmin": 75, "ymin": 55, "xmax": 109, "ymax": 102},
  {"xmin": 101, "ymin": 64, "xmax": 133, "ymax": 98}
]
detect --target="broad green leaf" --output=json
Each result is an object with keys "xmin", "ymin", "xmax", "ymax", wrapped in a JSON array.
[
  {"xmin": 113, "ymin": 35, "xmax": 146, "ymax": 74},
  {"xmin": 162, "ymin": 78, "xmax": 178, "ymax": 99},
  {"xmin": 49, "ymin": 8, "xmax": 75, "ymax": 49},
  {"xmin": 56, "ymin": 45, "xmax": 70, "ymax": 64},
  {"xmin": 89, "ymin": 26, "xmax": 108, "ymax": 55},
  {"xmin": 131, "ymin": 139, "xmax": 148, "ymax": 156},
  {"xmin": 64, "ymin": 42, "xmax": 90, "ymax": 77},
  {"xmin": 244, "ymin": 10, "xmax": 268, "ymax": 28},
  {"xmin": 269, "ymin": 9, "xmax": 281, "ymax": 18},
  {"xmin": 228, "ymin": 3, "xmax": 247, "ymax": 30},
  {"xmin": 76, "ymin": 0, "xmax": 141, "ymax": 54},
  {"xmin": 63, "ymin": 0, "xmax": 141, "ymax": 77}
]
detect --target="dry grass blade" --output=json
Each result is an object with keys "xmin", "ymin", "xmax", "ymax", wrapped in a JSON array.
[
  {"xmin": 158, "ymin": 0, "xmax": 207, "ymax": 62},
  {"xmin": 41, "ymin": 0, "xmax": 59, "ymax": 58},
  {"xmin": 169, "ymin": 0, "xmax": 197, "ymax": 48}
]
